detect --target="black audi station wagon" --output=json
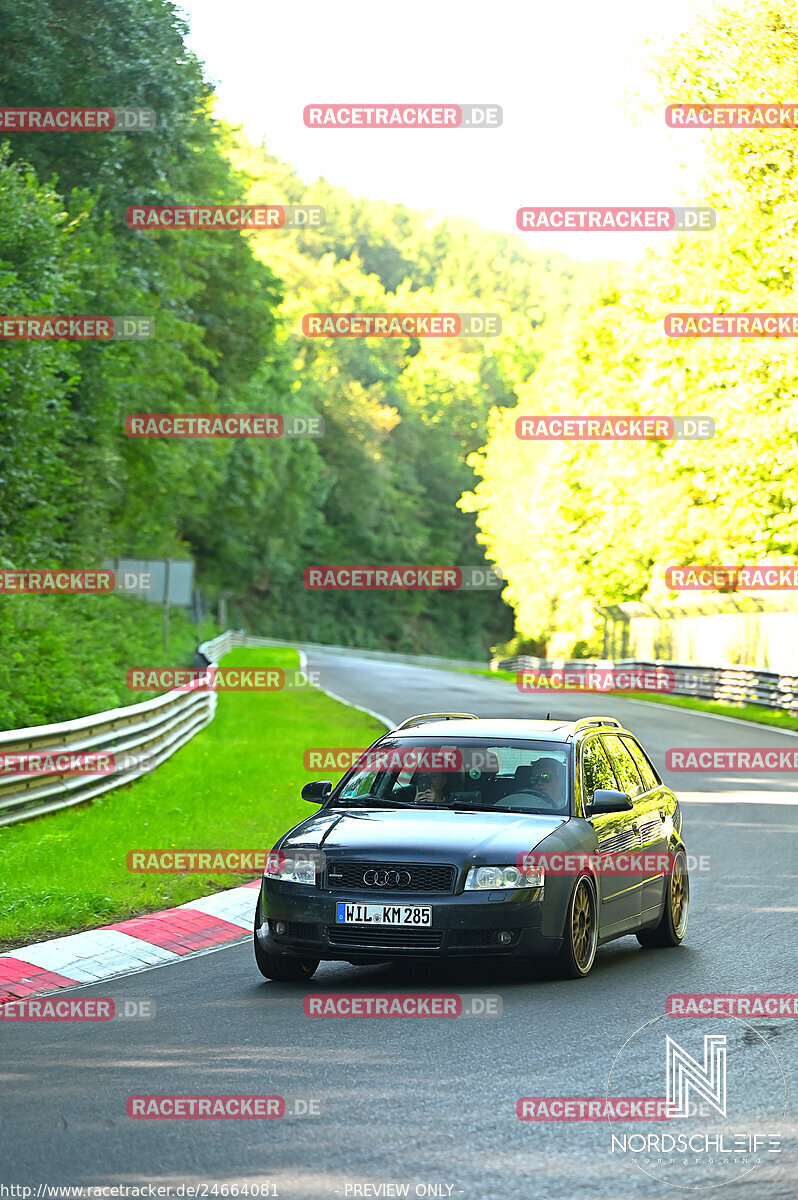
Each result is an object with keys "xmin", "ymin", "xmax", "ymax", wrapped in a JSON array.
[{"xmin": 254, "ymin": 714, "xmax": 688, "ymax": 981}]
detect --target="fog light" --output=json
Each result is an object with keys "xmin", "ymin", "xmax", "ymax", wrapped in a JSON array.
[
  {"xmin": 274, "ymin": 921, "xmax": 287, "ymax": 935},
  {"xmin": 498, "ymin": 931, "xmax": 512, "ymax": 945}
]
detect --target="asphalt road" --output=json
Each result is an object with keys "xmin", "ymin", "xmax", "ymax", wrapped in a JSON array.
[{"xmin": 2, "ymin": 652, "xmax": 796, "ymax": 1200}]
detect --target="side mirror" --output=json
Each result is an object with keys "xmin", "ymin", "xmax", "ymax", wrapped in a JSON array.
[
  {"xmin": 301, "ymin": 780, "xmax": 332, "ymax": 804},
  {"xmin": 589, "ymin": 788, "xmax": 633, "ymax": 814}
]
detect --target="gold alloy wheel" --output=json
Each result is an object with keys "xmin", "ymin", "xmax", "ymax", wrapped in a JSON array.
[
  {"xmin": 670, "ymin": 856, "xmax": 689, "ymax": 937},
  {"xmin": 571, "ymin": 879, "xmax": 596, "ymax": 971}
]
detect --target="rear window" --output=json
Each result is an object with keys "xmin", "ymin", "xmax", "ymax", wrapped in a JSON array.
[
  {"xmin": 623, "ymin": 737, "xmax": 660, "ymax": 792},
  {"xmin": 602, "ymin": 735, "xmax": 645, "ymax": 799}
]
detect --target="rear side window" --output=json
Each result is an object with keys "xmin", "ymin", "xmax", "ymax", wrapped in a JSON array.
[
  {"xmin": 602, "ymin": 735, "xmax": 645, "ymax": 798},
  {"xmin": 580, "ymin": 738, "xmax": 617, "ymax": 808},
  {"xmin": 623, "ymin": 737, "xmax": 660, "ymax": 792}
]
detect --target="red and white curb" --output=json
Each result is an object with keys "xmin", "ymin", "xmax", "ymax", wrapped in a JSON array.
[
  {"xmin": 0, "ymin": 651, "xmax": 388, "ymax": 1007},
  {"xmin": 0, "ymin": 880, "xmax": 260, "ymax": 1004}
]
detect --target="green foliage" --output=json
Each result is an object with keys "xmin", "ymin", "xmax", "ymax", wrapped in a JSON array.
[
  {"xmin": 0, "ymin": 594, "xmax": 216, "ymax": 728},
  {"xmin": 0, "ymin": 0, "xmax": 596, "ymax": 693},
  {"xmin": 225, "ymin": 136, "xmax": 597, "ymax": 653},
  {"xmin": 465, "ymin": 0, "xmax": 798, "ymax": 655},
  {"xmin": 0, "ymin": 150, "xmax": 84, "ymax": 563}
]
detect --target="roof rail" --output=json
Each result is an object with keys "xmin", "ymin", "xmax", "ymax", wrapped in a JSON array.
[
  {"xmin": 392, "ymin": 712, "xmax": 478, "ymax": 732},
  {"xmin": 570, "ymin": 716, "xmax": 623, "ymax": 734}
]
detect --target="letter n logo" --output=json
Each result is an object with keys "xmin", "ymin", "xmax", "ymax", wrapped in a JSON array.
[{"xmin": 666, "ymin": 1034, "xmax": 726, "ymax": 1118}]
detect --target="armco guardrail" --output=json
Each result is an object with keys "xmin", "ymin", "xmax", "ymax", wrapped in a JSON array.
[
  {"xmin": 0, "ymin": 630, "xmax": 488, "ymax": 828},
  {"xmin": 0, "ymin": 629, "xmax": 246, "ymax": 828},
  {"xmin": 492, "ymin": 655, "xmax": 798, "ymax": 714}
]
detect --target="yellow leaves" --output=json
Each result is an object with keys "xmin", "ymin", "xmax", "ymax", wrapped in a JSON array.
[{"xmin": 468, "ymin": 0, "xmax": 798, "ymax": 650}]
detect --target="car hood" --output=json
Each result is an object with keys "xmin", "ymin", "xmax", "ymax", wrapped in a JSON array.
[{"xmin": 281, "ymin": 806, "xmax": 567, "ymax": 864}]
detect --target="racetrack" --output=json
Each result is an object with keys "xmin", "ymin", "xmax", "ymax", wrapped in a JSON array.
[{"xmin": 3, "ymin": 650, "xmax": 796, "ymax": 1199}]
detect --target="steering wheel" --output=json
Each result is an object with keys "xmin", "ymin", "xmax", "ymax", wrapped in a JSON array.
[{"xmin": 501, "ymin": 788, "xmax": 562, "ymax": 811}]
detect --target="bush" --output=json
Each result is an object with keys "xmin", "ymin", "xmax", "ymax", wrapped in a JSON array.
[{"xmin": 0, "ymin": 593, "xmax": 218, "ymax": 728}]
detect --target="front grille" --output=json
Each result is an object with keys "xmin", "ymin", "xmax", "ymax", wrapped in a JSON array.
[
  {"xmin": 326, "ymin": 925, "xmax": 443, "ymax": 949},
  {"xmin": 323, "ymin": 861, "xmax": 457, "ymax": 893}
]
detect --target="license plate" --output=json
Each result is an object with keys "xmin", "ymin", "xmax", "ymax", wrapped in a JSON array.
[{"xmin": 335, "ymin": 902, "xmax": 432, "ymax": 926}]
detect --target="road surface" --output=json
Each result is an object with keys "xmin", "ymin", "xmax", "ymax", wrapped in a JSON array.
[{"xmin": 2, "ymin": 651, "xmax": 796, "ymax": 1199}]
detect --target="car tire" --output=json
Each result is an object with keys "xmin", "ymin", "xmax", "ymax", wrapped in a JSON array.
[
  {"xmin": 253, "ymin": 900, "xmax": 319, "ymax": 981},
  {"xmin": 637, "ymin": 849, "xmax": 689, "ymax": 948},
  {"xmin": 552, "ymin": 875, "xmax": 598, "ymax": 979},
  {"xmin": 254, "ymin": 933, "xmax": 319, "ymax": 981}
]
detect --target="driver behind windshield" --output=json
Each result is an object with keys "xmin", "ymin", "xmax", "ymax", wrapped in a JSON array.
[{"xmin": 525, "ymin": 757, "xmax": 567, "ymax": 809}]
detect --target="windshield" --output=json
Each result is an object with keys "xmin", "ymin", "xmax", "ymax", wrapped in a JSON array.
[{"xmin": 331, "ymin": 738, "xmax": 571, "ymax": 816}]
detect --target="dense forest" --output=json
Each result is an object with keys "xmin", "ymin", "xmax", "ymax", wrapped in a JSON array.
[{"xmin": 0, "ymin": 0, "xmax": 595, "ymax": 715}]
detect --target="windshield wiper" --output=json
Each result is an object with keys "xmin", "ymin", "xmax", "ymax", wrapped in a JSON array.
[
  {"xmin": 447, "ymin": 805, "xmax": 505, "ymax": 813},
  {"xmin": 440, "ymin": 803, "xmax": 561, "ymax": 815}
]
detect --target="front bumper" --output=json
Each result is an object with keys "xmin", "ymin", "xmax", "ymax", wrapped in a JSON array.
[{"xmin": 256, "ymin": 877, "xmax": 562, "ymax": 960}]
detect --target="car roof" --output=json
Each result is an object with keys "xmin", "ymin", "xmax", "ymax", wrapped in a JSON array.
[{"xmin": 385, "ymin": 718, "xmax": 609, "ymax": 742}]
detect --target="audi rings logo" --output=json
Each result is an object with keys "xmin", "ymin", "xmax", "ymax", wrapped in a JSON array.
[{"xmin": 362, "ymin": 868, "xmax": 412, "ymax": 888}]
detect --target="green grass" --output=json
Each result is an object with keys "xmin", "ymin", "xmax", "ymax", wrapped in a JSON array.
[
  {"xmin": 459, "ymin": 666, "xmax": 516, "ymax": 682},
  {"xmin": 459, "ymin": 667, "xmax": 798, "ymax": 731},
  {"xmin": 0, "ymin": 592, "xmax": 219, "ymax": 728},
  {"xmin": 0, "ymin": 646, "xmax": 386, "ymax": 949}
]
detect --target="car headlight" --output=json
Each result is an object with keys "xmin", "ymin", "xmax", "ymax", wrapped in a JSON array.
[
  {"xmin": 464, "ymin": 864, "xmax": 544, "ymax": 890},
  {"xmin": 265, "ymin": 851, "xmax": 316, "ymax": 885}
]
